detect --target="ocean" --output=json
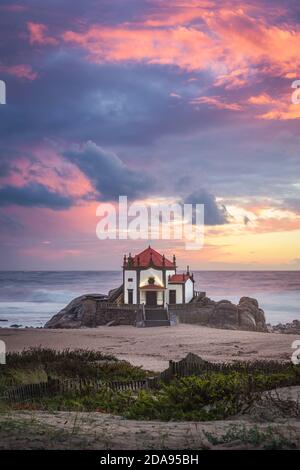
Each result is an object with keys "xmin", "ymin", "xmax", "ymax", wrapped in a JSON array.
[{"xmin": 0, "ymin": 271, "xmax": 299, "ymax": 328}]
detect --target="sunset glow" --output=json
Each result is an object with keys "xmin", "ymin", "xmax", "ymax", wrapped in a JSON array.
[{"xmin": 0, "ymin": 0, "xmax": 299, "ymax": 269}]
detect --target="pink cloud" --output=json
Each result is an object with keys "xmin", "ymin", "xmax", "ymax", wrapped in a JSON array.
[
  {"xmin": 251, "ymin": 217, "xmax": 300, "ymax": 234},
  {"xmin": 63, "ymin": 26, "xmax": 216, "ymax": 71},
  {"xmin": 27, "ymin": 22, "xmax": 58, "ymax": 46},
  {"xmin": 0, "ymin": 64, "xmax": 37, "ymax": 80},
  {"xmin": 190, "ymin": 95, "xmax": 242, "ymax": 111},
  {"xmin": 62, "ymin": 3, "xmax": 300, "ymax": 89},
  {"xmin": 0, "ymin": 145, "xmax": 94, "ymax": 199}
]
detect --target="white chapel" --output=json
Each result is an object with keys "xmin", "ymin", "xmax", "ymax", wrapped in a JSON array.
[{"xmin": 123, "ymin": 246, "xmax": 194, "ymax": 306}]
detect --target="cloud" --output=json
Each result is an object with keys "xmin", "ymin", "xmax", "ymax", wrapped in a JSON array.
[
  {"xmin": 63, "ymin": 141, "xmax": 152, "ymax": 201},
  {"xmin": 62, "ymin": 3, "xmax": 300, "ymax": 86},
  {"xmin": 63, "ymin": 25, "xmax": 216, "ymax": 71},
  {"xmin": 281, "ymin": 198, "xmax": 300, "ymax": 214},
  {"xmin": 0, "ymin": 53, "xmax": 211, "ymax": 147},
  {"xmin": 248, "ymin": 93, "xmax": 276, "ymax": 105},
  {"xmin": 0, "ymin": 64, "xmax": 37, "ymax": 80},
  {"xmin": 27, "ymin": 22, "xmax": 58, "ymax": 46},
  {"xmin": 0, "ymin": 183, "xmax": 74, "ymax": 210},
  {"xmin": 259, "ymin": 104, "xmax": 300, "ymax": 121},
  {"xmin": 0, "ymin": 0, "xmax": 300, "ymax": 270},
  {"xmin": 190, "ymin": 95, "xmax": 242, "ymax": 111},
  {"xmin": 251, "ymin": 216, "xmax": 300, "ymax": 234},
  {"xmin": 183, "ymin": 189, "xmax": 229, "ymax": 225}
]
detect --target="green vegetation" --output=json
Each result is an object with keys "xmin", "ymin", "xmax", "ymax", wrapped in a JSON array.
[
  {"xmin": 203, "ymin": 424, "xmax": 298, "ymax": 450},
  {"xmin": 1, "ymin": 349, "xmax": 300, "ymax": 422},
  {"xmin": 6, "ymin": 348, "xmax": 117, "ymax": 366},
  {"xmin": 86, "ymin": 368, "xmax": 299, "ymax": 421},
  {"xmin": 0, "ymin": 347, "xmax": 149, "ymax": 396}
]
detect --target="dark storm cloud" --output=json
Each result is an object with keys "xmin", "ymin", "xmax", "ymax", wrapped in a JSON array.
[
  {"xmin": 63, "ymin": 141, "xmax": 152, "ymax": 201},
  {"xmin": 0, "ymin": 51, "xmax": 220, "ymax": 149},
  {"xmin": 183, "ymin": 190, "xmax": 229, "ymax": 226},
  {"xmin": 0, "ymin": 183, "xmax": 74, "ymax": 209}
]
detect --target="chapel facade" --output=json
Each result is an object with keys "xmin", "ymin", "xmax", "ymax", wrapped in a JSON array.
[{"xmin": 123, "ymin": 246, "xmax": 194, "ymax": 306}]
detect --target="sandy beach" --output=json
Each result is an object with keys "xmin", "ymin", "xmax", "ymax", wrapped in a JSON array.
[{"xmin": 1, "ymin": 324, "xmax": 298, "ymax": 371}]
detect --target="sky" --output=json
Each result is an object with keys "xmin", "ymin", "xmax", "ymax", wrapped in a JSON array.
[{"xmin": 0, "ymin": 0, "xmax": 300, "ymax": 270}]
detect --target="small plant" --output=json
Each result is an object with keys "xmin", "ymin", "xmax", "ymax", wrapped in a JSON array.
[{"xmin": 203, "ymin": 424, "xmax": 298, "ymax": 449}]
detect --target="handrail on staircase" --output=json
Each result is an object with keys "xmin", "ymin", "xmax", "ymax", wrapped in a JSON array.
[{"xmin": 166, "ymin": 302, "xmax": 170, "ymax": 321}]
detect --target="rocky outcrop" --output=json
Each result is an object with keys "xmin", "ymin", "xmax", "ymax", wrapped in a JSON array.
[
  {"xmin": 173, "ymin": 296, "xmax": 268, "ymax": 332},
  {"xmin": 238, "ymin": 297, "xmax": 267, "ymax": 332},
  {"xmin": 45, "ymin": 294, "xmax": 106, "ymax": 329},
  {"xmin": 45, "ymin": 291, "xmax": 268, "ymax": 332},
  {"xmin": 268, "ymin": 319, "xmax": 300, "ymax": 335},
  {"xmin": 45, "ymin": 292, "xmax": 139, "ymax": 329}
]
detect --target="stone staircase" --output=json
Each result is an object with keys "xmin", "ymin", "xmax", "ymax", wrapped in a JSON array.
[
  {"xmin": 144, "ymin": 307, "xmax": 170, "ymax": 327},
  {"xmin": 107, "ymin": 284, "xmax": 124, "ymax": 304}
]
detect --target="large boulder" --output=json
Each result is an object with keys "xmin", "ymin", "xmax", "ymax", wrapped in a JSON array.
[
  {"xmin": 209, "ymin": 300, "xmax": 239, "ymax": 329},
  {"xmin": 174, "ymin": 296, "xmax": 267, "ymax": 332},
  {"xmin": 45, "ymin": 294, "xmax": 106, "ymax": 329},
  {"xmin": 238, "ymin": 297, "xmax": 267, "ymax": 332},
  {"xmin": 44, "ymin": 290, "xmax": 138, "ymax": 329}
]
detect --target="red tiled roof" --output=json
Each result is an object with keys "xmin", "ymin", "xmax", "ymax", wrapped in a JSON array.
[
  {"xmin": 126, "ymin": 246, "xmax": 174, "ymax": 268},
  {"xmin": 168, "ymin": 274, "xmax": 192, "ymax": 284},
  {"xmin": 139, "ymin": 284, "xmax": 165, "ymax": 290}
]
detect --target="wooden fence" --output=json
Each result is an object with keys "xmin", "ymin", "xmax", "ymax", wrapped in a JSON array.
[
  {"xmin": 160, "ymin": 356, "xmax": 292, "ymax": 383},
  {"xmin": 3, "ymin": 355, "xmax": 292, "ymax": 403},
  {"xmin": 5, "ymin": 381, "xmax": 52, "ymax": 402},
  {"xmin": 4, "ymin": 376, "xmax": 157, "ymax": 403}
]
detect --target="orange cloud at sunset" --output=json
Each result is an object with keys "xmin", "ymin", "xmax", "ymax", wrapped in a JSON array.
[
  {"xmin": 247, "ymin": 90, "xmax": 300, "ymax": 120},
  {"xmin": 63, "ymin": 26, "xmax": 216, "ymax": 71},
  {"xmin": 62, "ymin": 4, "xmax": 300, "ymax": 87},
  {"xmin": 248, "ymin": 94, "xmax": 276, "ymax": 105},
  {"xmin": 259, "ymin": 104, "xmax": 300, "ymax": 120}
]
